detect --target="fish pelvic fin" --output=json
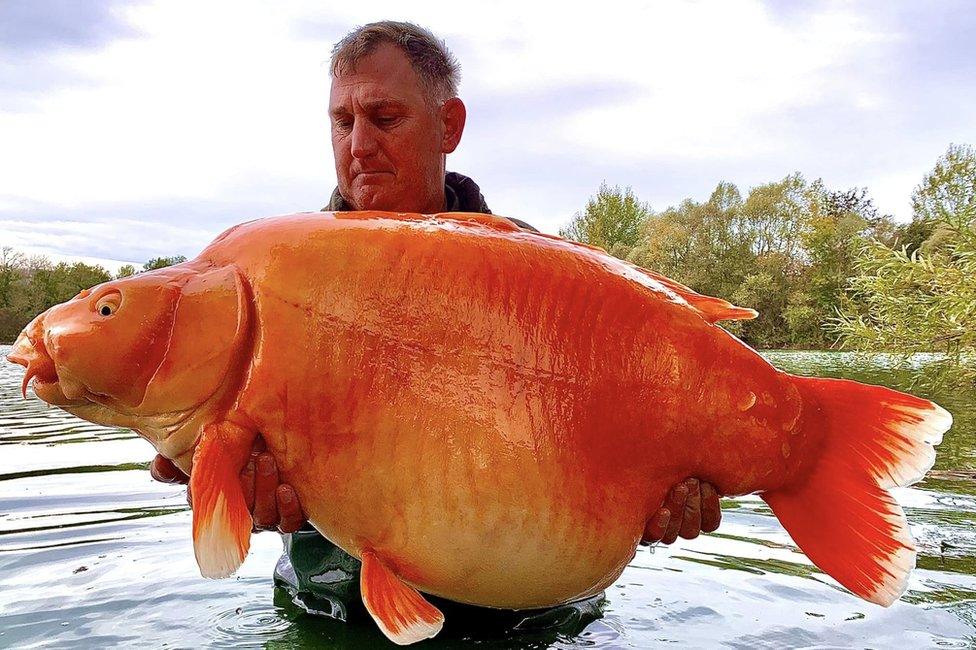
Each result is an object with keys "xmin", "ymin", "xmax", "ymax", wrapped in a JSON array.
[
  {"xmin": 360, "ymin": 549, "xmax": 444, "ymax": 645},
  {"xmin": 190, "ymin": 421, "xmax": 256, "ymax": 579},
  {"xmin": 763, "ymin": 376, "xmax": 951, "ymax": 606}
]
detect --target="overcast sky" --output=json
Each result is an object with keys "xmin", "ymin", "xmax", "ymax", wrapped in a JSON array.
[{"xmin": 1, "ymin": 0, "xmax": 974, "ymax": 272}]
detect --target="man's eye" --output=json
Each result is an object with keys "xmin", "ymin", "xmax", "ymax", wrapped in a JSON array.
[
  {"xmin": 333, "ymin": 118, "xmax": 352, "ymax": 131},
  {"xmin": 376, "ymin": 116, "xmax": 400, "ymax": 127}
]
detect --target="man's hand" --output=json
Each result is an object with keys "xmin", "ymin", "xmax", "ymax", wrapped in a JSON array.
[
  {"xmin": 239, "ymin": 440, "xmax": 306, "ymax": 534},
  {"xmin": 150, "ymin": 454, "xmax": 190, "ymax": 484},
  {"xmin": 154, "ymin": 453, "xmax": 718, "ymax": 541},
  {"xmin": 149, "ymin": 440, "xmax": 306, "ymax": 534},
  {"xmin": 641, "ymin": 478, "xmax": 721, "ymax": 545}
]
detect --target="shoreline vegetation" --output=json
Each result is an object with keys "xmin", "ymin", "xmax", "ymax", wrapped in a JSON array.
[
  {"xmin": 558, "ymin": 143, "xmax": 974, "ymax": 388},
  {"xmin": 3, "ymin": 145, "xmax": 973, "ymax": 386}
]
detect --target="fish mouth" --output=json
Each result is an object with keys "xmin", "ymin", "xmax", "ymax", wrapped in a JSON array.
[{"xmin": 6, "ymin": 328, "xmax": 85, "ymax": 406}]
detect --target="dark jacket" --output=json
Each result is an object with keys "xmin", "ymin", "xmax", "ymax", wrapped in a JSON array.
[{"xmin": 322, "ymin": 171, "xmax": 538, "ymax": 232}]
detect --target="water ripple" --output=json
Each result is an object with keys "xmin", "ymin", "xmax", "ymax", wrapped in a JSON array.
[{"xmin": 1, "ymin": 345, "xmax": 975, "ymax": 647}]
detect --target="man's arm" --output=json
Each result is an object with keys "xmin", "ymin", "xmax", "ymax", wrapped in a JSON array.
[{"xmin": 150, "ymin": 453, "xmax": 721, "ymax": 540}]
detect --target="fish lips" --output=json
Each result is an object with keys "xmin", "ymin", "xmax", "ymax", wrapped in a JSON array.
[{"xmin": 7, "ymin": 328, "xmax": 90, "ymax": 407}]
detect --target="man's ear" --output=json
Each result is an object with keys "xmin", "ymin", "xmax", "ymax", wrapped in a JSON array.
[
  {"xmin": 441, "ymin": 97, "xmax": 466, "ymax": 154},
  {"xmin": 138, "ymin": 266, "xmax": 250, "ymax": 413}
]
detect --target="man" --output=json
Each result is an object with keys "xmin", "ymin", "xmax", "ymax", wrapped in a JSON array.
[{"xmin": 152, "ymin": 20, "xmax": 722, "ymax": 631}]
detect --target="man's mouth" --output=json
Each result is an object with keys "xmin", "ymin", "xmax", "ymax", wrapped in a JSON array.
[{"xmin": 354, "ymin": 170, "xmax": 393, "ymax": 180}]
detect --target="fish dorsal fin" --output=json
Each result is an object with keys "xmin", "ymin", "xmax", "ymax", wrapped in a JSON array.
[
  {"xmin": 632, "ymin": 267, "xmax": 758, "ymax": 324},
  {"xmin": 434, "ymin": 211, "xmax": 522, "ymax": 232},
  {"xmin": 527, "ymin": 231, "xmax": 758, "ymax": 324},
  {"xmin": 330, "ymin": 211, "xmax": 756, "ymax": 323},
  {"xmin": 329, "ymin": 210, "xmax": 521, "ymax": 233}
]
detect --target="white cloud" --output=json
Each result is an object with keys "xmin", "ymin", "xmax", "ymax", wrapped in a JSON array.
[
  {"xmin": 0, "ymin": 0, "xmax": 973, "ymax": 262},
  {"xmin": 0, "ymin": 1, "xmax": 334, "ymax": 207}
]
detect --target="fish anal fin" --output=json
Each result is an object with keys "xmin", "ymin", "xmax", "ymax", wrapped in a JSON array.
[
  {"xmin": 764, "ymin": 376, "xmax": 951, "ymax": 605},
  {"xmin": 360, "ymin": 549, "xmax": 444, "ymax": 645},
  {"xmin": 190, "ymin": 421, "xmax": 256, "ymax": 579}
]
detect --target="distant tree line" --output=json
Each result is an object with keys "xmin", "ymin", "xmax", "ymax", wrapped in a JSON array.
[
  {"xmin": 0, "ymin": 254, "xmax": 185, "ymax": 342},
  {"xmin": 3, "ymin": 144, "xmax": 972, "ymax": 386},
  {"xmin": 561, "ymin": 143, "xmax": 975, "ymax": 385}
]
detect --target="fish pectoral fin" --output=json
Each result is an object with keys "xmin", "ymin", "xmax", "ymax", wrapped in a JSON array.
[
  {"xmin": 360, "ymin": 549, "xmax": 444, "ymax": 645},
  {"xmin": 189, "ymin": 421, "xmax": 256, "ymax": 579}
]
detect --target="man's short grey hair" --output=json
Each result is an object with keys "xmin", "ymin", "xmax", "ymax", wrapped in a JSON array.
[{"xmin": 331, "ymin": 21, "xmax": 461, "ymax": 102}]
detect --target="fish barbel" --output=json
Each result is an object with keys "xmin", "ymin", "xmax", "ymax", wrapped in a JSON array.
[{"xmin": 6, "ymin": 211, "xmax": 952, "ymax": 645}]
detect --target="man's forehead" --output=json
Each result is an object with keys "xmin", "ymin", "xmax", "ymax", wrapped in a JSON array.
[
  {"xmin": 329, "ymin": 43, "xmax": 427, "ymax": 105},
  {"xmin": 329, "ymin": 94, "xmax": 408, "ymax": 114}
]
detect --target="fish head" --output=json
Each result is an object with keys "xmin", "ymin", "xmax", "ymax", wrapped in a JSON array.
[{"xmin": 6, "ymin": 264, "xmax": 251, "ymax": 455}]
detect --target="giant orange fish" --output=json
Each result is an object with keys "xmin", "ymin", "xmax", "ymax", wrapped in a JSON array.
[{"xmin": 7, "ymin": 212, "xmax": 952, "ymax": 644}]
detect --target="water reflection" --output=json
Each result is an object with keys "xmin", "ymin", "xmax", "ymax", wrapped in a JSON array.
[{"xmin": 1, "ymin": 347, "xmax": 974, "ymax": 647}]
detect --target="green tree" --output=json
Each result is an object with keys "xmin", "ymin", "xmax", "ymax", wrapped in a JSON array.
[
  {"xmin": 799, "ymin": 185, "xmax": 894, "ymax": 346},
  {"xmin": 560, "ymin": 183, "xmax": 648, "ymax": 256},
  {"xmin": 0, "ymin": 253, "xmax": 113, "ymax": 342},
  {"xmin": 628, "ymin": 182, "xmax": 751, "ymax": 300},
  {"xmin": 115, "ymin": 264, "xmax": 136, "ymax": 279},
  {"xmin": 895, "ymin": 219, "xmax": 935, "ymax": 257},
  {"xmin": 740, "ymin": 173, "xmax": 810, "ymax": 260},
  {"xmin": 834, "ymin": 144, "xmax": 976, "ymax": 386},
  {"xmin": 26, "ymin": 262, "xmax": 111, "ymax": 314},
  {"xmin": 911, "ymin": 143, "xmax": 976, "ymax": 225},
  {"xmin": 892, "ymin": 144, "xmax": 976, "ymax": 258},
  {"xmin": 0, "ymin": 247, "xmax": 27, "ymax": 310},
  {"xmin": 623, "ymin": 176, "xmax": 809, "ymax": 347},
  {"xmin": 143, "ymin": 255, "xmax": 187, "ymax": 271}
]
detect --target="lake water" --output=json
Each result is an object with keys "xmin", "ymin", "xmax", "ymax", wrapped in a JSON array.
[{"xmin": 1, "ymin": 347, "xmax": 974, "ymax": 648}]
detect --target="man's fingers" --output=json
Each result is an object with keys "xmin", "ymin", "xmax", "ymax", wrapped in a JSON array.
[
  {"xmin": 700, "ymin": 481, "xmax": 722, "ymax": 533},
  {"xmin": 276, "ymin": 485, "xmax": 305, "ymax": 534},
  {"xmin": 149, "ymin": 455, "xmax": 189, "ymax": 485},
  {"xmin": 661, "ymin": 481, "xmax": 688, "ymax": 544},
  {"xmin": 240, "ymin": 458, "xmax": 256, "ymax": 511},
  {"xmin": 251, "ymin": 452, "xmax": 279, "ymax": 531},
  {"xmin": 679, "ymin": 478, "xmax": 702, "ymax": 540},
  {"xmin": 641, "ymin": 507, "xmax": 670, "ymax": 545}
]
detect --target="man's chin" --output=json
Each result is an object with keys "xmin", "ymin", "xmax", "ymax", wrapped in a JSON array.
[{"xmin": 348, "ymin": 179, "xmax": 410, "ymax": 210}]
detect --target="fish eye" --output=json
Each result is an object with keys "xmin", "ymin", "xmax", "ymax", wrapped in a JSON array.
[{"xmin": 94, "ymin": 290, "xmax": 122, "ymax": 318}]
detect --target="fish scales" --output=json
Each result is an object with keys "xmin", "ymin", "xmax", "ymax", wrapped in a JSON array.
[
  {"xmin": 205, "ymin": 214, "xmax": 816, "ymax": 606},
  {"xmin": 7, "ymin": 211, "xmax": 952, "ymax": 644}
]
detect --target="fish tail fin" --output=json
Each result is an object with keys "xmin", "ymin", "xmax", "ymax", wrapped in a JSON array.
[{"xmin": 762, "ymin": 376, "xmax": 951, "ymax": 606}]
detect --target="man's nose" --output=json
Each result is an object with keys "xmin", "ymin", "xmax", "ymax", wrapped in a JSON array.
[{"xmin": 350, "ymin": 120, "xmax": 379, "ymax": 159}]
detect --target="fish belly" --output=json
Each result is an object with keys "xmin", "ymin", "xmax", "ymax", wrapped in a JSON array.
[
  {"xmin": 283, "ymin": 425, "xmax": 651, "ymax": 609},
  {"xmin": 228, "ymin": 215, "xmax": 803, "ymax": 607}
]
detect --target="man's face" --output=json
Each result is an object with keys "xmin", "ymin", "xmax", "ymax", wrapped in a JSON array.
[{"xmin": 329, "ymin": 43, "xmax": 463, "ymax": 213}]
